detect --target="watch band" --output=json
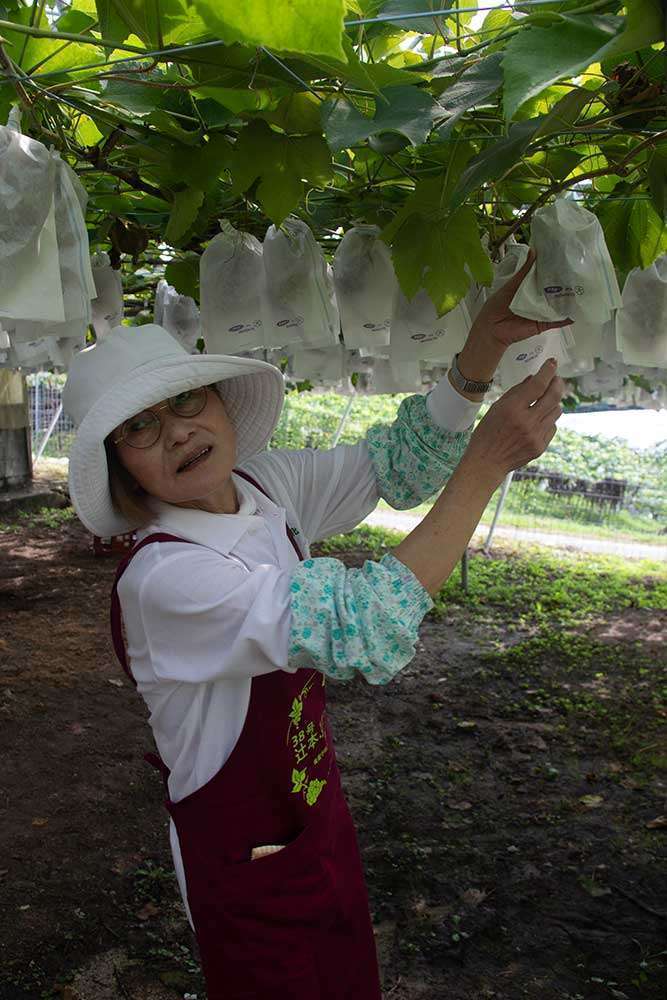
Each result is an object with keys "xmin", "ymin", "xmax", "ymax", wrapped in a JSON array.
[{"xmin": 449, "ymin": 352, "xmax": 494, "ymax": 394}]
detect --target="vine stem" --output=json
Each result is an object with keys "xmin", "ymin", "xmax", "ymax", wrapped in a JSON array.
[
  {"xmin": 0, "ymin": 18, "xmax": 147, "ymax": 54},
  {"xmin": 490, "ymin": 129, "xmax": 667, "ymax": 252},
  {"xmin": 0, "ymin": 42, "xmax": 33, "ymax": 109}
]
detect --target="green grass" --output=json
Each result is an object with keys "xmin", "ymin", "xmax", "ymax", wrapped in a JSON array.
[
  {"xmin": 375, "ymin": 492, "xmax": 666, "ymax": 545},
  {"xmin": 316, "ymin": 523, "xmax": 667, "ymax": 625}
]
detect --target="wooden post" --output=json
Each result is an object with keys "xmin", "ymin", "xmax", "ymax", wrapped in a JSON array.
[{"xmin": 0, "ymin": 370, "xmax": 32, "ymax": 490}]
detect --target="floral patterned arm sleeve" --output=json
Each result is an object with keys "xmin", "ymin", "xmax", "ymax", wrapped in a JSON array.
[
  {"xmin": 366, "ymin": 392, "xmax": 473, "ymax": 510},
  {"xmin": 288, "ymin": 552, "xmax": 433, "ymax": 685}
]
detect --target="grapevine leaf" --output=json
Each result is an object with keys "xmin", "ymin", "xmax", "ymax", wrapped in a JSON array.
[
  {"xmin": 230, "ymin": 120, "xmax": 333, "ymax": 224},
  {"xmin": 647, "ymin": 143, "xmax": 667, "ymax": 223},
  {"xmin": 94, "ymin": 0, "xmax": 131, "ymax": 45},
  {"xmin": 1, "ymin": 5, "xmax": 104, "ymax": 76},
  {"xmin": 598, "ymin": 198, "xmax": 667, "ymax": 276},
  {"xmin": 601, "ymin": 0, "xmax": 663, "ymax": 59},
  {"xmin": 322, "ymin": 86, "xmax": 439, "ymax": 152},
  {"xmin": 98, "ymin": 0, "xmax": 208, "ymax": 47},
  {"xmin": 193, "ymin": 0, "xmax": 346, "ymax": 60},
  {"xmin": 502, "ymin": 15, "xmax": 623, "ymax": 121},
  {"xmin": 165, "ymin": 252, "xmax": 200, "ymax": 300},
  {"xmin": 434, "ymin": 53, "xmax": 504, "ymax": 136},
  {"xmin": 165, "ymin": 188, "xmax": 205, "ymax": 246},
  {"xmin": 377, "ymin": 0, "xmax": 455, "ymax": 34},
  {"xmin": 450, "ymin": 88, "xmax": 593, "ymax": 209},
  {"xmin": 391, "ymin": 209, "xmax": 493, "ymax": 315}
]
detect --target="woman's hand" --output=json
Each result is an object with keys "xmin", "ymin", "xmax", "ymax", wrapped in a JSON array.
[
  {"xmin": 465, "ymin": 357, "xmax": 566, "ymax": 480},
  {"xmin": 470, "ymin": 248, "xmax": 573, "ymax": 349}
]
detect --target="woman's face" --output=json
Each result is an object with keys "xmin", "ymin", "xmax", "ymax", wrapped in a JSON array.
[{"xmin": 113, "ymin": 387, "xmax": 239, "ymax": 514}]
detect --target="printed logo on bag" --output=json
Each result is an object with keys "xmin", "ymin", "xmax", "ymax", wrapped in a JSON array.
[
  {"xmin": 287, "ymin": 673, "xmax": 331, "ymax": 808},
  {"xmin": 516, "ymin": 344, "xmax": 544, "ymax": 363},
  {"xmin": 228, "ymin": 320, "xmax": 263, "ymax": 333},
  {"xmin": 363, "ymin": 320, "xmax": 391, "ymax": 331},
  {"xmin": 411, "ymin": 329, "xmax": 446, "ymax": 343},
  {"xmin": 277, "ymin": 315, "xmax": 304, "ymax": 328}
]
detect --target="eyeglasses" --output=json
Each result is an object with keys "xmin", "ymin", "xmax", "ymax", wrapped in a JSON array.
[{"xmin": 112, "ymin": 387, "xmax": 208, "ymax": 449}]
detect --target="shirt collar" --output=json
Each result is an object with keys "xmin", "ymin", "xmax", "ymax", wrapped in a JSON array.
[{"xmin": 141, "ymin": 472, "xmax": 276, "ymax": 556}]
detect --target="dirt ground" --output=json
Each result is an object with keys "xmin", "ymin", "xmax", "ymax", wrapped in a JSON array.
[{"xmin": 1, "ymin": 514, "xmax": 666, "ymax": 1000}]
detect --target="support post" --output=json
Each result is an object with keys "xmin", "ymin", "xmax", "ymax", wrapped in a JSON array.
[
  {"xmin": 483, "ymin": 469, "xmax": 515, "ymax": 554},
  {"xmin": 35, "ymin": 401, "xmax": 63, "ymax": 463},
  {"xmin": 330, "ymin": 396, "xmax": 354, "ymax": 448}
]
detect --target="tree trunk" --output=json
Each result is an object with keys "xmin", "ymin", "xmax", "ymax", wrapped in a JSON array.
[{"xmin": 0, "ymin": 370, "xmax": 32, "ymax": 490}]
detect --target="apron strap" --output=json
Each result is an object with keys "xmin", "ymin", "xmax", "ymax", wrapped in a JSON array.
[
  {"xmin": 233, "ymin": 467, "xmax": 304, "ymax": 562},
  {"xmin": 110, "ymin": 532, "xmax": 195, "ymax": 685}
]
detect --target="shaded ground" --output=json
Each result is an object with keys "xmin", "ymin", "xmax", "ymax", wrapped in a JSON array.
[{"xmin": 1, "ymin": 513, "xmax": 666, "ymax": 1000}]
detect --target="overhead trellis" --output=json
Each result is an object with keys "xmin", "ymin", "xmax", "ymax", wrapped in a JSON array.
[{"xmin": 0, "ymin": 0, "xmax": 664, "ymax": 363}]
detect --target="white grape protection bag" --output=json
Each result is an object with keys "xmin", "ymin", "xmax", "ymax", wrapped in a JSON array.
[
  {"xmin": 262, "ymin": 218, "xmax": 340, "ymax": 350},
  {"xmin": 91, "ymin": 251, "xmax": 124, "ymax": 339},
  {"xmin": 510, "ymin": 199, "xmax": 621, "ymax": 325},
  {"xmin": 155, "ymin": 279, "xmax": 201, "ymax": 354},
  {"xmin": 390, "ymin": 287, "xmax": 471, "ymax": 364},
  {"xmin": 616, "ymin": 255, "xmax": 667, "ymax": 367},
  {"xmin": 200, "ymin": 221, "xmax": 265, "ymax": 353},
  {"xmin": 333, "ymin": 225, "xmax": 396, "ymax": 349}
]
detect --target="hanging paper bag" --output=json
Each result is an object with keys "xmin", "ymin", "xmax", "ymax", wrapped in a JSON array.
[
  {"xmin": 333, "ymin": 225, "xmax": 396, "ymax": 349},
  {"xmin": 200, "ymin": 221, "xmax": 265, "ymax": 354},
  {"xmin": 262, "ymin": 218, "xmax": 340, "ymax": 349},
  {"xmin": 510, "ymin": 199, "xmax": 621, "ymax": 325},
  {"xmin": 390, "ymin": 287, "xmax": 471, "ymax": 364},
  {"xmin": 155, "ymin": 279, "xmax": 201, "ymax": 354},
  {"xmin": 91, "ymin": 251, "xmax": 124, "ymax": 339},
  {"xmin": 616, "ymin": 255, "xmax": 667, "ymax": 367}
]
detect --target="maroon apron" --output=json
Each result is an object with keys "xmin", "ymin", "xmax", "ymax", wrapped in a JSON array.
[{"xmin": 110, "ymin": 470, "xmax": 382, "ymax": 1000}]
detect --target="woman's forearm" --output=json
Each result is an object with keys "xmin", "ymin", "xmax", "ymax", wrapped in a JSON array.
[{"xmin": 391, "ymin": 454, "xmax": 503, "ymax": 596}]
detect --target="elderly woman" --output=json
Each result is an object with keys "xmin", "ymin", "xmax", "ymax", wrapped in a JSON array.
[{"xmin": 62, "ymin": 251, "xmax": 565, "ymax": 1000}]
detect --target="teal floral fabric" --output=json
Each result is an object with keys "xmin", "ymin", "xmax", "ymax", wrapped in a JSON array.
[
  {"xmin": 288, "ymin": 553, "xmax": 433, "ymax": 684},
  {"xmin": 366, "ymin": 392, "xmax": 473, "ymax": 509}
]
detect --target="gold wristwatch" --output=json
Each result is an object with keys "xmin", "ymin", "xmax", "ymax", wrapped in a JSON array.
[{"xmin": 449, "ymin": 352, "xmax": 494, "ymax": 394}]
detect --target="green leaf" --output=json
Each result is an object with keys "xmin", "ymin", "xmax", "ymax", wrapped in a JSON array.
[
  {"xmin": 434, "ymin": 53, "xmax": 504, "ymax": 136},
  {"xmin": 193, "ymin": 0, "xmax": 346, "ymax": 60},
  {"xmin": 322, "ymin": 85, "xmax": 438, "ymax": 152},
  {"xmin": 647, "ymin": 142, "xmax": 667, "ymax": 223},
  {"xmin": 230, "ymin": 119, "xmax": 333, "ymax": 224},
  {"xmin": 165, "ymin": 252, "xmax": 201, "ymax": 299},
  {"xmin": 99, "ymin": 0, "xmax": 208, "ymax": 47},
  {"xmin": 450, "ymin": 119, "xmax": 539, "ymax": 210},
  {"xmin": 1, "ymin": 5, "xmax": 104, "ymax": 76},
  {"xmin": 598, "ymin": 198, "xmax": 667, "ymax": 276},
  {"xmin": 171, "ymin": 135, "xmax": 232, "ymax": 191},
  {"xmin": 95, "ymin": 0, "xmax": 131, "ymax": 45},
  {"xmin": 377, "ymin": 0, "xmax": 454, "ymax": 34},
  {"xmin": 601, "ymin": 0, "xmax": 663, "ymax": 60},
  {"xmin": 502, "ymin": 15, "xmax": 623, "ymax": 121},
  {"xmin": 391, "ymin": 209, "xmax": 492, "ymax": 314},
  {"xmin": 165, "ymin": 188, "xmax": 205, "ymax": 245},
  {"xmin": 381, "ymin": 147, "xmax": 491, "ymax": 313}
]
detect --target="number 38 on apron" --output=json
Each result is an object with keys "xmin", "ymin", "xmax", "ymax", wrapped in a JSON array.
[{"xmin": 110, "ymin": 470, "xmax": 383, "ymax": 1000}]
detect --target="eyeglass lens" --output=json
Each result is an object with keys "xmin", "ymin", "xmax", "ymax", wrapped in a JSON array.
[{"xmin": 122, "ymin": 387, "xmax": 207, "ymax": 448}]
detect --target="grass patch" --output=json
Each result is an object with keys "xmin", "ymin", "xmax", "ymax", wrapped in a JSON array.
[
  {"xmin": 0, "ymin": 505, "xmax": 76, "ymax": 534},
  {"xmin": 376, "ymin": 496, "xmax": 666, "ymax": 545},
  {"xmin": 317, "ymin": 523, "xmax": 667, "ymax": 627}
]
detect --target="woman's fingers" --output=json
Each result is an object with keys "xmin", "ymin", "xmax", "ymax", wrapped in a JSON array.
[
  {"xmin": 539, "ymin": 401, "xmax": 564, "ymax": 425},
  {"xmin": 494, "ymin": 247, "xmax": 537, "ymax": 303}
]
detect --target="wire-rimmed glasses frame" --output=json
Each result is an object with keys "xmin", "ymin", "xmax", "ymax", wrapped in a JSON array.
[{"xmin": 112, "ymin": 386, "xmax": 209, "ymax": 449}]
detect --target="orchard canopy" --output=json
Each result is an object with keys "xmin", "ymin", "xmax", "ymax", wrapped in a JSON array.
[{"xmin": 0, "ymin": 0, "xmax": 665, "ymax": 403}]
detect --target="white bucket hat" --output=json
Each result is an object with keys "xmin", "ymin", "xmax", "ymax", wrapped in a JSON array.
[{"xmin": 62, "ymin": 324, "xmax": 285, "ymax": 537}]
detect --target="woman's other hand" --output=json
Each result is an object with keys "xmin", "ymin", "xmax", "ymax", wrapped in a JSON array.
[{"xmin": 465, "ymin": 358, "xmax": 566, "ymax": 480}]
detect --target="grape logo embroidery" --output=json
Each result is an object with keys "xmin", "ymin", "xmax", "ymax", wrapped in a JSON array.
[{"xmin": 287, "ymin": 674, "xmax": 330, "ymax": 807}]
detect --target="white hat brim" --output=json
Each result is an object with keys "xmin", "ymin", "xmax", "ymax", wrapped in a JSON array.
[{"xmin": 68, "ymin": 352, "xmax": 284, "ymax": 537}]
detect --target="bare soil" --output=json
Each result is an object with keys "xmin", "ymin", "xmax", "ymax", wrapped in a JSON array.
[{"xmin": 1, "ymin": 516, "xmax": 666, "ymax": 1000}]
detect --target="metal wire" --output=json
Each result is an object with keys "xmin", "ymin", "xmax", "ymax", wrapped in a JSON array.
[{"xmin": 344, "ymin": 0, "xmax": 583, "ymax": 26}]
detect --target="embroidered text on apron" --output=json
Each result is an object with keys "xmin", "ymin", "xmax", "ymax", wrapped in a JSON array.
[{"xmin": 110, "ymin": 469, "xmax": 382, "ymax": 999}]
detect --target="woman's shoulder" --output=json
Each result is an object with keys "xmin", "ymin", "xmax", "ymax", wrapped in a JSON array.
[{"xmin": 117, "ymin": 536, "xmax": 235, "ymax": 606}]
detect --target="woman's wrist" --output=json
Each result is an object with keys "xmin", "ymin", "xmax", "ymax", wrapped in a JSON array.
[{"xmin": 448, "ymin": 330, "xmax": 506, "ymax": 401}]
